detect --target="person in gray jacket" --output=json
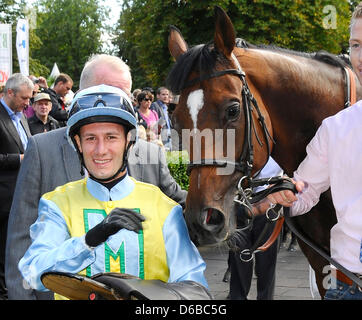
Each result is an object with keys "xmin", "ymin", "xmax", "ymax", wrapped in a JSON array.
[{"xmin": 5, "ymin": 54, "xmax": 187, "ymax": 300}]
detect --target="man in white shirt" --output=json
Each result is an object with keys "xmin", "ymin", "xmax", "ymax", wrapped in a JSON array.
[{"xmin": 253, "ymin": 3, "xmax": 362, "ymax": 300}]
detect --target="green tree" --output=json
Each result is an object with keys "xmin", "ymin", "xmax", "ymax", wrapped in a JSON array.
[
  {"xmin": 32, "ymin": 0, "xmax": 109, "ymax": 89},
  {"xmin": 113, "ymin": 0, "xmax": 352, "ymax": 90},
  {"xmin": 166, "ymin": 150, "xmax": 190, "ymax": 190},
  {"xmin": 0, "ymin": 0, "xmax": 20, "ymax": 23}
]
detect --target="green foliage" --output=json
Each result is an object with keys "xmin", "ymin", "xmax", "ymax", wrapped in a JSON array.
[
  {"xmin": 0, "ymin": 0, "xmax": 21, "ymax": 23},
  {"xmin": 166, "ymin": 150, "xmax": 189, "ymax": 191},
  {"xmin": 32, "ymin": 0, "xmax": 109, "ymax": 89},
  {"xmin": 46, "ymin": 75, "xmax": 56, "ymax": 88},
  {"xmin": 230, "ymin": 0, "xmax": 350, "ymax": 53},
  {"xmin": 28, "ymin": 57, "xmax": 50, "ymax": 77},
  {"xmin": 112, "ymin": 0, "xmax": 353, "ymax": 90}
]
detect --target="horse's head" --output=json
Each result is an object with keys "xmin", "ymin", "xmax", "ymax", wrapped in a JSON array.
[{"xmin": 167, "ymin": 7, "xmax": 272, "ymax": 246}]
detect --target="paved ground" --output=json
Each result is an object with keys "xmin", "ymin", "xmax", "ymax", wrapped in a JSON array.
[{"xmin": 199, "ymin": 240, "xmax": 321, "ymax": 300}]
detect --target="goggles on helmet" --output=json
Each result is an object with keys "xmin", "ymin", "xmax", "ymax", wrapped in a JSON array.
[{"xmin": 68, "ymin": 93, "xmax": 135, "ymax": 119}]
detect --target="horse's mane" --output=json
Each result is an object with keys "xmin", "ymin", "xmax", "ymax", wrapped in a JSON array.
[
  {"xmin": 238, "ymin": 38, "xmax": 349, "ymax": 69},
  {"xmin": 167, "ymin": 42, "xmax": 228, "ymax": 94},
  {"xmin": 166, "ymin": 37, "xmax": 349, "ymax": 94}
]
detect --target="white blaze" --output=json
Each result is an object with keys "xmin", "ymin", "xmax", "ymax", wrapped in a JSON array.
[{"xmin": 186, "ymin": 89, "xmax": 204, "ymax": 130}]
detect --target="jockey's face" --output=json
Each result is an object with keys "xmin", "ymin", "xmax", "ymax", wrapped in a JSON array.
[
  {"xmin": 350, "ymin": 18, "xmax": 362, "ymax": 84},
  {"xmin": 74, "ymin": 122, "xmax": 127, "ymax": 182}
]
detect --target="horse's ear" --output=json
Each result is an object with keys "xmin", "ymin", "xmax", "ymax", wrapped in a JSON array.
[
  {"xmin": 214, "ymin": 6, "xmax": 236, "ymax": 59},
  {"xmin": 168, "ymin": 25, "xmax": 188, "ymax": 60}
]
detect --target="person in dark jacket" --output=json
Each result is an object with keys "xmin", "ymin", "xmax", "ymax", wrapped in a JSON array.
[
  {"xmin": 28, "ymin": 93, "xmax": 60, "ymax": 135},
  {"xmin": 0, "ymin": 73, "xmax": 33, "ymax": 299},
  {"xmin": 42, "ymin": 73, "xmax": 73, "ymax": 127}
]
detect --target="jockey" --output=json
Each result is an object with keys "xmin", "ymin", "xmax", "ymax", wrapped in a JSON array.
[{"xmin": 18, "ymin": 85, "xmax": 209, "ymax": 299}]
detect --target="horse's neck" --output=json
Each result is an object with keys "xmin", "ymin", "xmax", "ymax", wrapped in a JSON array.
[
  {"xmin": 239, "ymin": 49, "xmax": 346, "ymax": 173},
  {"xmin": 242, "ymin": 49, "xmax": 343, "ymax": 102}
]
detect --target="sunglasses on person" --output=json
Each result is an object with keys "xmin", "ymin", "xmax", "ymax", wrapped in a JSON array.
[
  {"xmin": 143, "ymin": 98, "xmax": 152, "ymax": 102},
  {"xmin": 69, "ymin": 93, "xmax": 135, "ymax": 118}
]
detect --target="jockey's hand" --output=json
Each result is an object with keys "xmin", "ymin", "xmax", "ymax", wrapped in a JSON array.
[
  {"xmin": 267, "ymin": 180, "xmax": 305, "ymax": 207},
  {"xmin": 85, "ymin": 208, "xmax": 145, "ymax": 247}
]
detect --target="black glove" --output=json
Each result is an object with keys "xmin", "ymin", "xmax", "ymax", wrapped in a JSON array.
[{"xmin": 85, "ymin": 208, "xmax": 145, "ymax": 247}]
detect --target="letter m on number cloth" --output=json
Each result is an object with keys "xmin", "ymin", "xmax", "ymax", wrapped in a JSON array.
[{"xmin": 83, "ymin": 208, "xmax": 145, "ymax": 278}]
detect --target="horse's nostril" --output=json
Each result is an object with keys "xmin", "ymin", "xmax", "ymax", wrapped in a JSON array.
[{"xmin": 202, "ymin": 208, "xmax": 225, "ymax": 232}]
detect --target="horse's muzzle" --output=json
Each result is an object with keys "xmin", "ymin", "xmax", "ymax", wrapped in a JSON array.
[
  {"xmin": 202, "ymin": 208, "xmax": 225, "ymax": 233},
  {"xmin": 186, "ymin": 207, "xmax": 227, "ymax": 246}
]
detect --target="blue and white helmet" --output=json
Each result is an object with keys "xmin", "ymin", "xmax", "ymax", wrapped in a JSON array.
[{"xmin": 67, "ymin": 84, "xmax": 137, "ymax": 150}]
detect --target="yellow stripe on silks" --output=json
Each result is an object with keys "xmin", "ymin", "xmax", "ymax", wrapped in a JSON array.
[{"xmin": 43, "ymin": 177, "xmax": 178, "ymax": 300}]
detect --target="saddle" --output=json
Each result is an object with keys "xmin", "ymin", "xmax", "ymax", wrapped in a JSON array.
[{"xmin": 41, "ymin": 272, "xmax": 213, "ymax": 300}]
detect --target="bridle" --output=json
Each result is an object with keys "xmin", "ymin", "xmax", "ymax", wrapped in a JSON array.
[
  {"xmin": 183, "ymin": 52, "xmax": 291, "ymax": 205},
  {"xmin": 181, "ymin": 48, "xmax": 297, "ymax": 261}
]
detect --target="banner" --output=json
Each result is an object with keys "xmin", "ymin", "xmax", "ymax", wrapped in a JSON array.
[
  {"xmin": 0, "ymin": 24, "xmax": 12, "ymax": 84},
  {"xmin": 49, "ymin": 62, "xmax": 60, "ymax": 88},
  {"xmin": 50, "ymin": 62, "xmax": 60, "ymax": 79},
  {"xmin": 16, "ymin": 19, "xmax": 29, "ymax": 76}
]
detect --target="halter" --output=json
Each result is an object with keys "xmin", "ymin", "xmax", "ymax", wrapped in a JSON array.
[{"xmin": 182, "ymin": 50, "xmax": 296, "ymax": 261}]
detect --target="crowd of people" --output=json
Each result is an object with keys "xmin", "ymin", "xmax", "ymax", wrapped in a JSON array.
[
  {"xmin": 0, "ymin": 54, "xmax": 201, "ymax": 301},
  {"xmin": 2, "ymin": 70, "xmax": 177, "ymax": 148},
  {"xmin": 1, "ymin": 2, "xmax": 362, "ymax": 302},
  {"xmin": 132, "ymin": 86, "xmax": 176, "ymax": 151}
]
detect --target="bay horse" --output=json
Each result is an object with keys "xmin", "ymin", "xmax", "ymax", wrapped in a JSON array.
[{"xmin": 167, "ymin": 6, "xmax": 362, "ymax": 297}]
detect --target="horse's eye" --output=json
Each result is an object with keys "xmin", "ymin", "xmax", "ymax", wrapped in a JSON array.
[{"xmin": 226, "ymin": 104, "xmax": 240, "ymax": 121}]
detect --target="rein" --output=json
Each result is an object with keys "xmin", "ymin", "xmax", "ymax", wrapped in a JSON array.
[{"xmin": 231, "ymin": 65, "xmax": 358, "ymax": 264}]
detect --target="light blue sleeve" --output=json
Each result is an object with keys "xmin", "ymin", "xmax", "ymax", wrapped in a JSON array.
[
  {"xmin": 18, "ymin": 197, "xmax": 96, "ymax": 291},
  {"xmin": 163, "ymin": 205, "xmax": 208, "ymax": 288}
]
